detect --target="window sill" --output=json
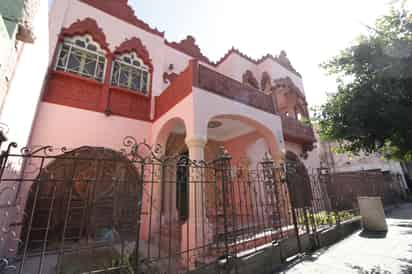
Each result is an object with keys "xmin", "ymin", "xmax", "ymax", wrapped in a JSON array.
[
  {"xmin": 109, "ymin": 85, "xmax": 150, "ymax": 99},
  {"xmin": 51, "ymin": 70, "xmax": 104, "ymax": 87}
]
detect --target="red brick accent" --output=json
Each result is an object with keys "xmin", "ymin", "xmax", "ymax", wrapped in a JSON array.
[
  {"xmin": 43, "ymin": 70, "xmax": 152, "ymax": 122},
  {"xmin": 61, "ymin": 18, "xmax": 110, "ymax": 52},
  {"xmin": 79, "ymin": 0, "xmax": 164, "ymax": 37},
  {"xmin": 281, "ymin": 115, "xmax": 316, "ymax": 145},
  {"xmin": 111, "ymin": 38, "xmax": 154, "ymax": 108},
  {"xmin": 196, "ymin": 65, "xmax": 276, "ymax": 114},
  {"xmin": 154, "ymin": 60, "xmax": 197, "ymax": 120},
  {"xmin": 108, "ymin": 87, "xmax": 151, "ymax": 121},
  {"xmin": 43, "ymin": 70, "xmax": 104, "ymax": 113},
  {"xmin": 114, "ymin": 38, "xmax": 153, "ymax": 72},
  {"xmin": 163, "ymin": 72, "xmax": 179, "ymax": 84},
  {"xmin": 165, "ymin": 36, "xmax": 213, "ymax": 65},
  {"xmin": 46, "ymin": 26, "xmax": 154, "ymax": 122}
]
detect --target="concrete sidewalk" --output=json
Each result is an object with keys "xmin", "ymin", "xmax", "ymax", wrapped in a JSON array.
[{"xmin": 280, "ymin": 203, "xmax": 412, "ymax": 274}]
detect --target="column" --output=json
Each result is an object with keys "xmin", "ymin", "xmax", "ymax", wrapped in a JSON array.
[{"xmin": 181, "ymin": 137, "xmax": 207, "ymax": 267}]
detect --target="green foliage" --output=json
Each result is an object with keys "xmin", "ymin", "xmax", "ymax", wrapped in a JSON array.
[
  {"xmin": 299, "ymin": 210, "xmax": 356, "ymax": 227},
  {"xmin": 315, "ymin": 6, "xmax": 412, "ymax": 161}
]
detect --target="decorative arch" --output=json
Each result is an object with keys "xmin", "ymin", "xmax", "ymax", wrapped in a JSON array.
[
  {"xmin": 60, "ymin": 18, "xmax": 110, "ymax": 53},
  {"xmin": 206, "ymin": 114, "xmax": 282, "ymax": 161},
  {"xmin": 272, "ymin": 77, "xmax": 309, "ymax": 119},
  {"xmin": 22, "ymin": 147, "xmax": 142, "ymax": 250},
  {"xmin": 261, "ymin": 71, "xmax": 271, "ymax": 91},
  {"xmin": 153, "ymin": 117, "xmax": 188, "ymax": 154},
  {"xmin": 242, "ymin": 70, "xmax": 259, "ymax": 89},
  {"xmin": 114, "ymin": 37, "xmax": 153, "ymax": 72}
]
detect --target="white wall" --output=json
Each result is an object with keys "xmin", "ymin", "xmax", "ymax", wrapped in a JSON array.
[
  {"xmin": 216, "ymin": 52, "xmax": 305, "ymax": 95},
  {"xmin": 215, "ymin": 53, "xmax": 259, "ymax": 83},
  {"xmin": 258, "ymin": 58, "xmax": 305, "ymax": 94}
]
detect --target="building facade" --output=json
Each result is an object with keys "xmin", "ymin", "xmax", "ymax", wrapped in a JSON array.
[{"xmin": 0, "ymin": 0, "xmax": 319, "ymax": 272}]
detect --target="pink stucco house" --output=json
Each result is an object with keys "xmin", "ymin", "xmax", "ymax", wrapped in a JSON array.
[
  {"xmin": 0, "ymin": 0, "xmax": 319, "ymax": 272},
  {"xmin": 29, "ymin": 0, "xmax": 315, "ymax": 163}
]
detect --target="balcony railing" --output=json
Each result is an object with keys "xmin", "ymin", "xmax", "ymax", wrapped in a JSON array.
[
  {"xmin": 281, "ymin": 115, "xmax": 316, "ymax": 144},
  {"xmin": 195, "ymin": 65, "xmax": 276, "ymax": 114}
]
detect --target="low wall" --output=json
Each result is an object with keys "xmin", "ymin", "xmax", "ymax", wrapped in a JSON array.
[{"xmin": 189, "ymin": 218, "xmax": 362, "ymax": 274}]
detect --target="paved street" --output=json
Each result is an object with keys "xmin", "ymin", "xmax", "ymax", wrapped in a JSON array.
[{"xmin": 280, "ymin": 203, "xmax": 412, "ymax": 274}]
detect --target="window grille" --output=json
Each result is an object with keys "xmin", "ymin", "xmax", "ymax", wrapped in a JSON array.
[
  {"xmin": 55, "ymin": 35, "xmax": 107, "ymax": 82},
  {"xmin": 111, "ymin": 52, "xmax": 150, "ymax": 95}
]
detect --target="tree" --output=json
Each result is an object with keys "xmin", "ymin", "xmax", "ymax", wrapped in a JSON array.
[{"xmin": 315, "ymin": 5, "xmax": 412, "ymax": 160}]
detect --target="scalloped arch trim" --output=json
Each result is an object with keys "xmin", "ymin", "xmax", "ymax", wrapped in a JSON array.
[
  {"xmin": 114, "ymin": 38, "xmax": 153, "ymax": 72},
  {"xmin": 61, "ymin": 18, "xmax": 110, "ymax": 52},
  {"xmin": 79, "ymin": 0, "xmax": 164, "ymax": 37}
]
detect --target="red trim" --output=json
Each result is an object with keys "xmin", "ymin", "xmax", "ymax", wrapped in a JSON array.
[
  {"xmin": 50, "ymin": 70, "xmax": 104, "ymax": 87},
  {"xmin": 74, "ymin": 0, "xmax": 300, "ymax": 78},
  {"xmin": 114, "ymin": 38, "xmax": 153, "ymax": 72},
  {"xmin": 101, "ymin": 54, "xmax": 114, "ymax": 113},
  {"xmin": 215, "ymin": 47, "xmax": 256, "ymax": 67},
  {"xmin": 61, "ymin": 18, "xmax": 110, "ymax": 52},
  {"xmin": 108, "ymin": 86, "xmax": 151, "ymax": 121},
  {"xmin": 112, "ymin": 38, "xmax": 154, "ymax": 103},
  {"xmin": 163, "ymin": 72, "xmax": 179, "ymax": 84},
  {"xmin": 109, "ymin": 85, "xmax": 150, "ymax": 99},
  {"xmin": 43, "ymin": 70, "xmax": 152, "ymax": 122},
  {"xmin": 165, "ymin": 36, "xmax": 213, "ymax": 65},
  {"xmin": 79, "ymin": 0, "xmax": 164, "ymax": 37},
  {"xmin": 43, "ymin": 70, "xmax": 104, "ymax": 113},
  {"xmin": 215, "ymin": 48, "xmax": 302, "ymax": 78},
  {"xmin": 154, "ymin": 60, "xmax": 197, "ymax": 120},
  {"xmin": 74, "ymin": 1, "xmax": 300, "ymax": 78}
]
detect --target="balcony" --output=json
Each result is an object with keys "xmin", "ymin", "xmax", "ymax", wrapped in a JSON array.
[
  {"xmin": 195, "ymin": 65, "xmax": 276, "ymax": 114},
  {"xmin": 281, "ymin": 115, "xmax": 316, "ymax": 144}
]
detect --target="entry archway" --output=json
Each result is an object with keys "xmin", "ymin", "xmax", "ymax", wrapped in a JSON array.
[
  {"xmin": 205, "ymin": 114, "xmax": 283, "ymax": 166},
  {"xmin": 22, "ymin": 147, "xmax": 142, "ymax": 251}
]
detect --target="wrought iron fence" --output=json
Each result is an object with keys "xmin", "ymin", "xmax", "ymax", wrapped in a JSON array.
[{"xmin": 0, "ymin": 137, "xmax": 363, "ymax": 274}]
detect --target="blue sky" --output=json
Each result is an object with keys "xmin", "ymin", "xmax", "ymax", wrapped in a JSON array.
[{"xmin": 48, "ymin": 0, "xmax": 399, "ymax": 107}]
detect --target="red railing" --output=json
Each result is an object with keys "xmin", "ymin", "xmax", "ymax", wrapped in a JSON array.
[
  {"xmin": 281, "ymin": 115, "xmax": 316, "ymax": 144},
  {"xmin": 195, "ymin": 65, "xmax": 276, "ymax": 114}
]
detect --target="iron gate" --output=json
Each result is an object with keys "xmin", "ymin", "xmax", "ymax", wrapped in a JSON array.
[{"xmin": 0, "ymin": 137, "xmax": 332, "ymax": 274}]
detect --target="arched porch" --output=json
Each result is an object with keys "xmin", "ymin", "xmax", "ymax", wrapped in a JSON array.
[{"xmin": 151, "ymin": 90, "xmax": 287, "ymax": 265}]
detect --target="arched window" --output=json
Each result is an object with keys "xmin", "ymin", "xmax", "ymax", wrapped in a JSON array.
[
  {"xmin": 111, "ymin": 52, "xmax": 150, "ymax": 95},
  {"xmin": 55, "ymin": 35, "xmax": 107, "ymax": 82}
]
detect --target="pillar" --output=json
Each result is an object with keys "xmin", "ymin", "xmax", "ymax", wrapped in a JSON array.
[{"xmin": 181, "ymin": 137, "xmax": 207, "ymax": 267}]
